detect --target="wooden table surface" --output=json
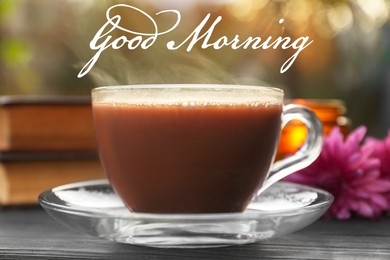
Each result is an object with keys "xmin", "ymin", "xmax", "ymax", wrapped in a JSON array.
[{"xmin": 0, "ymin": 207, "xmax": 389, "ymax": 260}]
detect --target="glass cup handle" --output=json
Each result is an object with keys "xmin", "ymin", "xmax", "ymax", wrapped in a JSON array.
[{"xmin": 257, "ymin": 104, "xmax": 323, "ymax": 195}]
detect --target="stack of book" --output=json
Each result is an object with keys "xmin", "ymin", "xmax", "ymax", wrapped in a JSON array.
[{"xmin": 0, "ymin": 96, "xmax": 105, "ymax": 205}]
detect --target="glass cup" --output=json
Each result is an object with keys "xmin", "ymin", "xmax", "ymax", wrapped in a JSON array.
[{"xmin": 92, "ymin": 84, "xmax": 323, "ymax": 214}]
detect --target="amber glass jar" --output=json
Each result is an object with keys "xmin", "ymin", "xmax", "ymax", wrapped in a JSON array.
[{"xmin": 276, "ymin": 99, "xmax": 350, "ymax": 159}]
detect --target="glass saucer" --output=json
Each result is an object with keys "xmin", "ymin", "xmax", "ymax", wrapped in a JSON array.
[{"xmin": 39, "ymin": 180, "xmax": 333, "ymax": 248}]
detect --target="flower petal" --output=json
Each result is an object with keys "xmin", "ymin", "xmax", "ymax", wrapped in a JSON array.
[
  {"xmin": 355, "ymin": 201, "xmax": 374, "ymax": 218},
  {"xmin": 346, "ymin": 126, "xmax": 366, "ymax": 147},
  {"xmin": 331, "ymin": 199, "xmax": 351, "ymax": 219},
  {"xmin": 369, "ymin": 194, "xmax": 389, "ymax": 209},
  {"xmin": 359, "ymin": 180, "xmax": 390, "ymax": 193},
  {"xmin": 336, "ymin": 208, "xmax": 351, "ymax": 219},
  {"xmin": 327, "ymin": 127, "xmax": 344, "ymax": 159},
  {"xmin": 354, "ymin": 168, "xmax": 381, "ymax": 183},
  {"xmin": 353, "ymin": 189, "xmax": 370, "ymax": 199}
]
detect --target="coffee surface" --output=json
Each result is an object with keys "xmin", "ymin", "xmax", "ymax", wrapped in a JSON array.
[{"xmin": 93, "ymin": 102, "xmax": 282, "ymax": 213}]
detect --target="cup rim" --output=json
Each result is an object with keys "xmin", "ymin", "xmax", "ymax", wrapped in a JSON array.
[{"xmin": 92, "ymin": 84, "xmax": 284, "ymax": 94}]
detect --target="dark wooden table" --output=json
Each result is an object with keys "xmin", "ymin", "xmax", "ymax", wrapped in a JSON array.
[{"xmin": 0, "ymin": 207, "xmax": 389, "ymax": 259}]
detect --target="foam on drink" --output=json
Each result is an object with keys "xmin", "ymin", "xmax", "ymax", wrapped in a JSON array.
[{"xmin": 92, "ymin": 85, "xmax": 283, "ymax": 107}]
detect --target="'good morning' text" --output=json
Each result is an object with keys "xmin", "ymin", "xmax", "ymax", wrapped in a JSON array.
[{"xmin": 78, "ymin": 4, "xmax": 313, "ymax": 78}]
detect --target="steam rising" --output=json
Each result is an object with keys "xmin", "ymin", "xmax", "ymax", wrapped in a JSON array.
[{"xmin": 84, "ymin": 48, "xmax": 238, "ymax": 87}]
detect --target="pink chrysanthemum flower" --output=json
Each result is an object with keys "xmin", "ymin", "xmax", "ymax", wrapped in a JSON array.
[
  {"xmin": 366, "ymin": 131, "xmax": 390, "ymax": 201},
  {"xmin": 285, "ymin": 126, "xmax": 390, "ymax": 219}
]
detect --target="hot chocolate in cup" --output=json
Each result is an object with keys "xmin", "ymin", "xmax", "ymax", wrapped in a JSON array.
[{"xmin": 92, "ymin": 85, "xmax": 323, "ymax": 213}]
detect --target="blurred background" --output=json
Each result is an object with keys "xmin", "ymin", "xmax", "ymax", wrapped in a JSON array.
[{"xmin": 1, "ymin": 0, "xmax": 389, "ymax": 137}]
